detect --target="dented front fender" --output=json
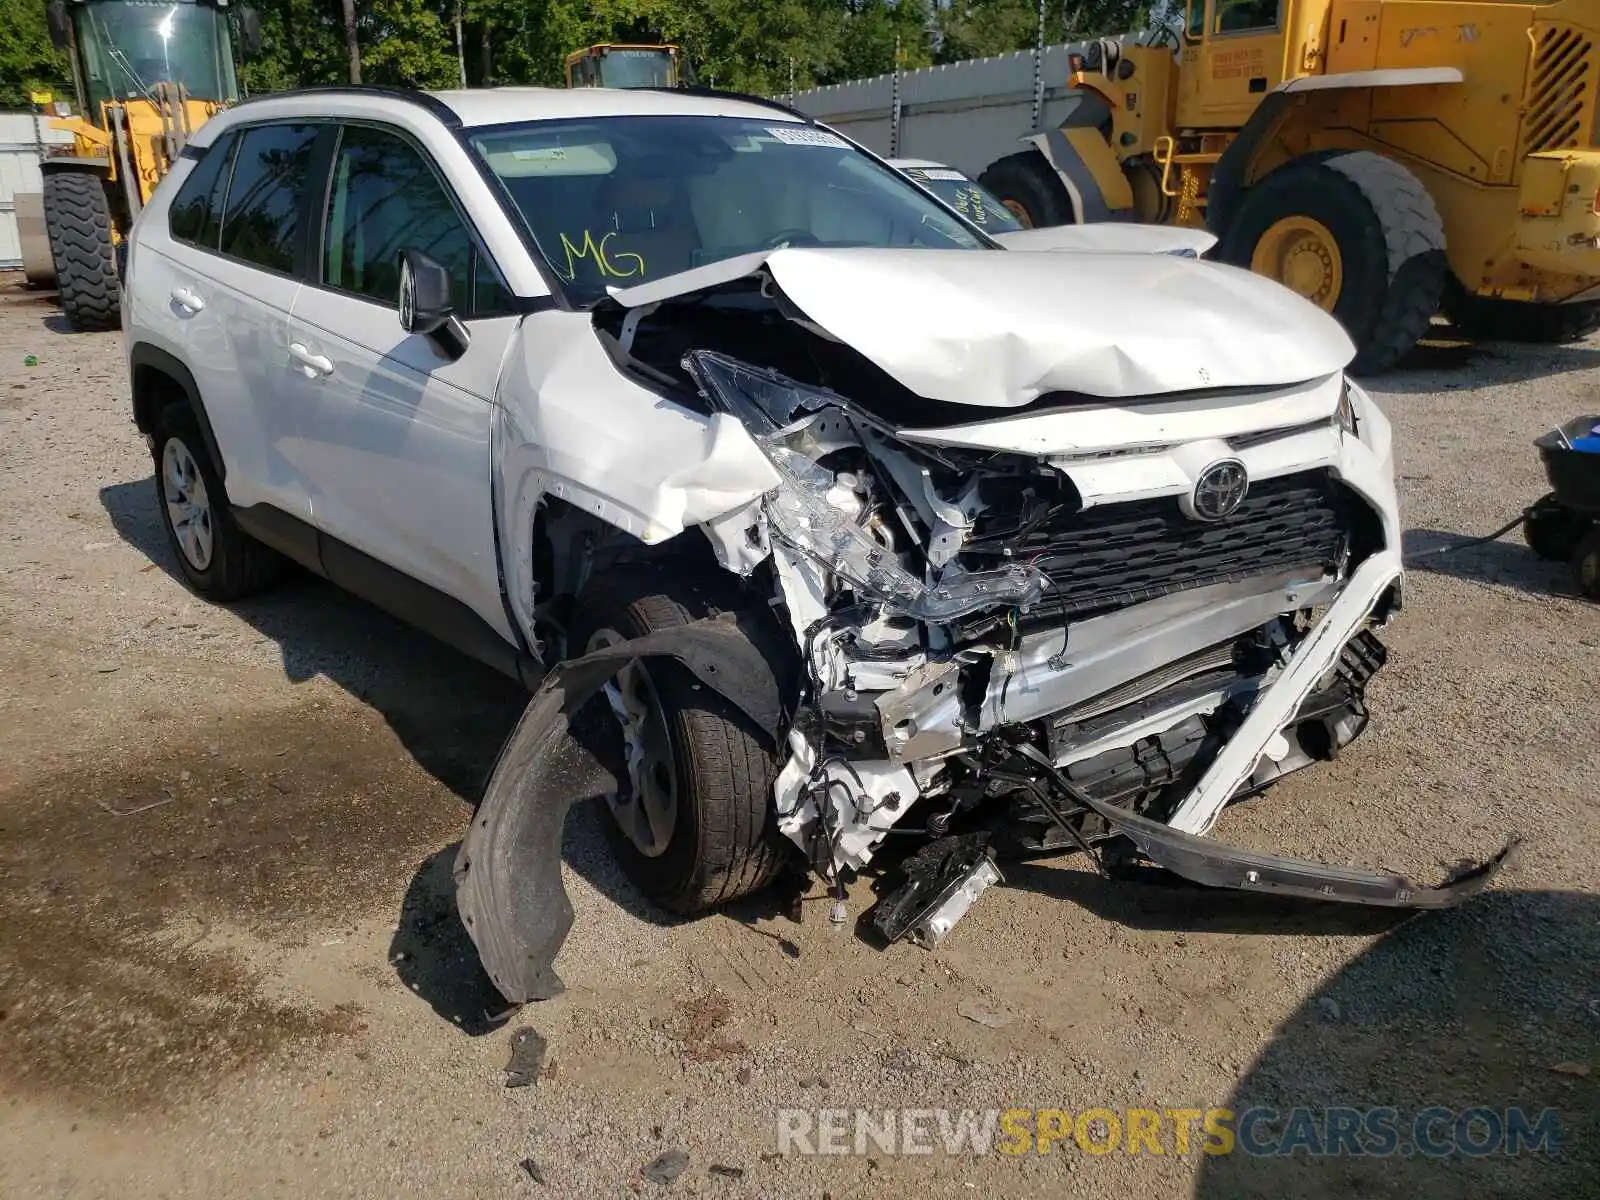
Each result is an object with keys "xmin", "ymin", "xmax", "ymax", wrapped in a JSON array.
[{"xmin": 453, "ymin": 618, "xmax": 787, "ymax": 1004}]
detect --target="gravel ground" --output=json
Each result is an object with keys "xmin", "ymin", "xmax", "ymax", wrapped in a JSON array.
[{"xmin": 0, "ymin": 275, "xmax": 1595, "ymax": 1199}]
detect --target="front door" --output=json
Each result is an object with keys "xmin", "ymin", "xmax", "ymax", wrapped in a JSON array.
[
  {"xmin": 283, "ymin": 121, "xmax": 522, "ymax": 641},
  {"xmin": 1179, "ymin": 0, "xmax": 1291, "ymax": 128}
]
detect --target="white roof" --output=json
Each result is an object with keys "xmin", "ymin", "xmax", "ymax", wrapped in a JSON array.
[{"xmin": 433, "ymin": 86, "xmax": 802, "ymax": 127}]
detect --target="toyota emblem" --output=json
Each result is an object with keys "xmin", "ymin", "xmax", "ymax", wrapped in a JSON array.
[{"xmin": 1191, "ymin": 459, "xmax": 1249, "ymax": 521}]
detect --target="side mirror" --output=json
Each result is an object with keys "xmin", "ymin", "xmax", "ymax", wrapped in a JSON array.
[
  {"xmin": 237, "ymin": 6, "xmax": 262, "ymax": 59},
  {"xmin": 398, "ymin": 249, "xmax": 469, "ymax": 357},
  {"xmin": 46, "ymin": 1, "xmax": 71, "ymax": 50}
]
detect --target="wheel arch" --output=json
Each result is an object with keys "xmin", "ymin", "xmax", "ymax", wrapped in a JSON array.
[
  {"xmin": 1209, "ymin": 68, "xmax": 1465, "ymax": 235},
  {"xmin": 128, "ymin": 342, "xmax": 227, "ymax": 480}
]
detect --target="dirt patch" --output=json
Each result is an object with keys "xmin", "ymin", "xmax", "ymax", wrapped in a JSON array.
[{"xmin": 0, "ymin": 699, "xmax": 479, "ymax": 1113}]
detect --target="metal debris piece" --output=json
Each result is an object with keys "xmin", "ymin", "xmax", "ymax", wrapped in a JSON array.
[
  {"xmin": 519, "ymin": 1158, "xmax": 545, "ymax": 1184},
  {"xmin": 504, "ymin": 1027, "xmax": 548, "ymax": 1088},
  {"xmin": 708, "ymin": 1164, "xmax": 744, "ymax": 1178},
  {"xmin": 95, "ymin": 795, "xmax": 175, "ymax": 818},
  {"xmin": 641, "ymin": 1148, "xmax": 689, "ymax": 1185}
]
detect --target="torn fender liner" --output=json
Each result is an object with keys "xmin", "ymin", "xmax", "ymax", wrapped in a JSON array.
[
  {"xmin": 454, "ymin": 618, "xmax": 787, "ymax": 1004},
  {"xmin": 1076, "ymin": 784, "xmax": 1519, "ymax": 908}
]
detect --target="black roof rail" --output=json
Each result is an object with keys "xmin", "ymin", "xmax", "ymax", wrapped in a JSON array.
[{"xmin": 229, "ymin": 84, "xmax": 463, "ymax": 127}]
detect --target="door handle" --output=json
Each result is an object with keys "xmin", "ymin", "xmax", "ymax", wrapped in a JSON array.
[
  {"xmin": 288, "ymin": 341, "xmax": 334, "ymax": 377},
  {"xmin": 170, "ymin": 286, "xmax": 204, "ymax": 313}
]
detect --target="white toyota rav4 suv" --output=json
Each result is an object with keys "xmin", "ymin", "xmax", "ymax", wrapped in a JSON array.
[{"xmin": 123, "ymin": 85, "xmax": 1508, "ymax": 1002}]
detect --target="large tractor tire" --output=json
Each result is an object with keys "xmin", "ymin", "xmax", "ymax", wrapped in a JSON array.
[
  {"xmin": 977, "ymin": 151, "xmax": 1076, "ymax": 229},
  {"xmin": 1442, "ymin": 287, "xmax": 1600, "ymax": 344},
  {"xmin": 42, "ymin": 169, "xmax": 121, "ymax": 331},
  {"xmin": 1218, "ymin": 151, "xmax": 1447, "ymax": 376}
]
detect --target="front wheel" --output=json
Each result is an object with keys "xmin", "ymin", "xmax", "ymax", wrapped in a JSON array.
[
  {"xmin": 977, "ymin": 151, "xmax": 1076, "ymax": 229},
  {"xmin": 1218, "ymin": 151, "xmax": 1447, "ymax": 375},
  {"xmin": 566, "ymin": 567, "xmax": 788, "ymax": 913},
  {"xmin": 41, "ymin": 169, "xmax": 121, "ymax": 331},
  {"xmin": 1574, "ymin": 528, "xmax": 1600, "ymax": 601}
]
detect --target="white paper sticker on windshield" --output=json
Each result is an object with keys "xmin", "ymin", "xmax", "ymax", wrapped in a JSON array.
[
  {"xmin": 916, "ymin": 168, "xmax": 968, "ymax": 181},
  {"xmin": 766, "ymin": 126, "xmax": 849, "ymax": 149}
]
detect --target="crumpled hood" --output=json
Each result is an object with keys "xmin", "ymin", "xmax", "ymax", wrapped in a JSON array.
[{"xmin": 611, "ymin": 246, "xmax": 1354, "ymax": 407}]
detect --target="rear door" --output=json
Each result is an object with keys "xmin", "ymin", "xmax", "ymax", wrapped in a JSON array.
[
  {"xmin": 284, "ymin": 121, "xmax": 522, "ymax": 640},
  {"xmin": 137, "ymin": 121, "xmax": 324, "ymax": 519}
]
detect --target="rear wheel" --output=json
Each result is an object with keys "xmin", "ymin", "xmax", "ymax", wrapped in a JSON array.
[
  {"xmin": 977, "ymin": 151, "xmax": 1076, "ymax": 229},
  {"xmin": 42, "ymin": 169, "xmax": 121, "ymax": 331},
  {"xmin": 1443, "ymin": 287, "xmax": 1600, "ymax": 344},
  {"xmin": 1219, "ymin": 151, "xmax": 1447, "ymax": 375},
  {"xmin": 566, "ymin": 567, "xmax": 788, "ymax": 913},
  {"xmin": 152, "ymin": 402, "xmax": 285, "ymax": 600}
]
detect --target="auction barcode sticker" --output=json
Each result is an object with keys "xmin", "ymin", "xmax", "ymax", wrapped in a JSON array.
[{"xmin": 767, "ymin": 126, "xmax": 849, "ymax": 148}]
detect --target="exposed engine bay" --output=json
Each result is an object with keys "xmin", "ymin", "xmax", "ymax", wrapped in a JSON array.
[{"xmin": 455, "ymin": 250, "xmax": 1517, "ymax": 1004}]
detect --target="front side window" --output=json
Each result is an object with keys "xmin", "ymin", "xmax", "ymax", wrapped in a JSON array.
[
  {"xmin": 1215, "ymin": 0, "xmax": 1280, "ymax": 34},
  {"xmin": 168, "ymin": 130, "xmax": 236, "ymax": 247},
  {"xmin": 321, "ymin": 125, "xmax": 508, "ymax": 315},
  {"xmin": 470, "ymin": 115, "xmax": 994, "ymax": 306},
  {"xmin": 1186, "ymin": 0, "xmax": 1208, "ymax": 39},
  {"xmin": 217, "ymin": 123, "xmax": 319, "ymax": 274}
]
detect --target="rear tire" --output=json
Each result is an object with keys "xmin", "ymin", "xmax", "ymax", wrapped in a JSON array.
[
  {"xmin": 152, "ymin": 402, "xmax": 285, "ymax": 600},
  {"xmin": 977, "ymin": 151, "xmax": 1076, "ymax": 229},
  {"xmin": 566, "ymin": 566, "xmax": 788, "ymax": 914},
  {"xmin": 42, "ymin": 170, "xmax": 121, "ymax": 331},
  {"xmin": 1219, "ymin": 151, "xmax": 1447, "ymax": 376},
  {"xmin": 1443, "ymin": 287, "xmax": 1600, "ymax": 344}
]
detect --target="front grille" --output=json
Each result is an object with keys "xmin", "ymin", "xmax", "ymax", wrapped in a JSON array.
[
  {"xmin": 961, "ymin": 469, "xmax": 1348, "ymax": 620},
  {"xmin": 1525, "ymin": 24, "xmax": 1593, "ymax": 152}
]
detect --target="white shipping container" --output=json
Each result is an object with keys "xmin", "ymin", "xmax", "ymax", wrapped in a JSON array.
[{"xmin": 0, "ymin": 112, "xmax": 76, "ymax": 273}]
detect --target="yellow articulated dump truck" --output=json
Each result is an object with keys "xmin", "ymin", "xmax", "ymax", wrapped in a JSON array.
[
  {"xmin": 970, "ymin": 2, "xmax": 1600, "ymax": 372},
  {"xmin": 564, "ymin": 44, "xmax": 686, "ymax": 89},
  {"xmin": 36, "ymin": 0, "xmax": 256, "ymax": 330}
]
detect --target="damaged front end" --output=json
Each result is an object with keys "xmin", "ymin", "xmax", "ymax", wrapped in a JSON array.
[{"xmin": 456, "ymin": 254, "xmax": 1515, "ymax": 1004}]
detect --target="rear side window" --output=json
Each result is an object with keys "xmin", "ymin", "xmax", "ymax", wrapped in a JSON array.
[
  {"xmin": 322, "ymin": 124, "xmax": 510, "ymax": 315},
  {"xmin": 218, "ymin": 123, "xmax": 319, "ymax": 273},
  {"xmin": 168, "ymin": 131, "xmax": 236, "ymax": 247}
]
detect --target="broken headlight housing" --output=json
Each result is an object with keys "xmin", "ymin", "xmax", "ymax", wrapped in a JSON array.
[
  {"xmin": 1335, "ymin": 376, "xmax": 1360, "ymax": 438},
  {"xmin": 686, "ymin": 350, "xmax": 1050, "ymax": 622}
]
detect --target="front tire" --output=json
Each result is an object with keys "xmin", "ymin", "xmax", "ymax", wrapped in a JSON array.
[
  {"xmin": 42, "ymin": 170, "xmax": 121, "ymax": 331},
  {"xmin": 152, "ymin": 402, "xmax": 285, "ymax": 600},
  {"xmin": 1574, "ymin": 528, "xmax": 1600, "ymax": 601},
  {"xmin": 567, "ymin": 567, "xmax": 787, "ymax": 913},
  {"xmin": 977, "ymin": 151, "xmax": 1076, "ymax": 229},
  {"xmin": 1219, "ymin": 151, "xmax": 1447, "ymax": 375}
]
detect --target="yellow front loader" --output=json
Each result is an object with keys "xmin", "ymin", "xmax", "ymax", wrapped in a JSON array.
[
  {"xmin": 38, "ymin": 0, "xmax": 256, "ymax": 330},
  {"xmin": 563, "ymin": 44, "xmax": 686, "ymax": 89},
  {"xmin": 978, "ymin": 1, "xmax": 1600, "ymax": 372}
]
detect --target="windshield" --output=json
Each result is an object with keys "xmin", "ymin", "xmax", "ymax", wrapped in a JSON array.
[
  {"xmin": 899, "ymin": 167, "xmax": 1024, "ymax": 233},
  {"xmin": 597, "ymin": 49, "xmax": 677, "ymax": 89},
  {"xmin": 74, "ymin": 1, "xmax": 238, "ymax": 108},
  {"xmin": 471, "ymin": 115, "xmax": 994, "ymax": 305}
]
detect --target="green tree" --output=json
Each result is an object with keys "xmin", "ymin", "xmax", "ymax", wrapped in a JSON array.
[{"xmin": 0, "ymin": 2, "xmax": 72, "ymax": 109}]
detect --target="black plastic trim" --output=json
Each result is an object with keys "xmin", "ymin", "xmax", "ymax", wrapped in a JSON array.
[
  {"xmin": 232, "ymin": 503, "xmax": 540, "ymax": 687},
  {"xmin": 127, "ymin": 343, "xmax": 226, "ymax": 477}
]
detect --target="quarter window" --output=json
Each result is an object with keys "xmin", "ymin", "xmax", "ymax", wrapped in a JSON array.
[
  {"xmin": 217, "ymin": 123, "xmax": 320, "ymax": 274},
  {"xmin": 322, "ymin": 125, "xmax": 506, "ymax": 314},
  {"xmin": 168, "ymin": 131, "xmax": 236, "ymax": 247}
]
